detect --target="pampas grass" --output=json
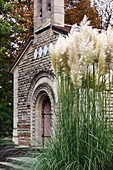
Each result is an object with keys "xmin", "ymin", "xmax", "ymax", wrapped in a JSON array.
[
  {"xmin": 20, "ymin": 17, "xmax": 113, "ymax": 170},
  {"xmin": 28, "ymin": 66, "xmax": 113, "ymax": 170}
]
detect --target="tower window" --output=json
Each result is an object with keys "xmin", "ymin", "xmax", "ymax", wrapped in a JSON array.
[
  {"xmin": 40, "ymin": 8, "xmax": 42, "ymax": 17},
  {"xmin": 48, "ymin": 3, "xmax": 51, "ymax": 11},
  {"xmin": 39, "ymin": 0, "xmax": 42, "ymax": 17}
]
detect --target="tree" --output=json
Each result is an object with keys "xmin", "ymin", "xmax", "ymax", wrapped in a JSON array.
[
  {"xmin": 92, "ymin": 0, "xmax": 113, "ymax": 29},
  {"xmin": 65, "ymin": 0, "xmax": 101, "ymax": 28},
  {"xmin": 0, "ymin": 1, "xmax": 12, "ymax": 137},
  {"xmin": 0, "ymin": 0, "xmax": 17, "ymax": 137},
  {"xmin": 0, "ymin": 0, "xmax": 34, "ymax": 138},
  {"xmin": 11, "ymin": 0, "xmax": 33, "ymax": 57}
]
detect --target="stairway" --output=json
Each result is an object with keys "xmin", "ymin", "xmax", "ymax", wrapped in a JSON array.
[
  {"xmin": 0, "ymin": 156, "xmax": 37, "ymax": 170},
  {"xmin": 0, "ymin": 147, "xmax": 39, "ymax": 170}
]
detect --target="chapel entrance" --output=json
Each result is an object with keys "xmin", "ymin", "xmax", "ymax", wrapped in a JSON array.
[{"xmin": 42, "ymin": 95, "xmax": 51, "ymax": 145}]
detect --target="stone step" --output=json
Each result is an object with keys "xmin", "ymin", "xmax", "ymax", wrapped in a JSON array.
[
  {"xmin": 0, "ymin": 162, "xmax": 24, "ymax": 170},
  {"xmin": 0, "ymin": 147, "xmax": 29, "ymax": 162},
  {"xmin": 0, "ymin": 147, "xmax": 40, "ymax": 169},
  {"xmin": 6, "ymin": 157, "xmax": 37, "ymax": 164},
  {"xmin": 0, "ymin": 157, "xmax": 38, "ymax": 170}
]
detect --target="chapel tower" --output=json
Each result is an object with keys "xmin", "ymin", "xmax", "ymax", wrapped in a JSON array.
[{"xmin": 34, "ymin": 0, "xmax": 64, "ymax": 32}]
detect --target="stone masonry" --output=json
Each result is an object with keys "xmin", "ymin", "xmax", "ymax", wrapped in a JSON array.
[{"xmin": 12, "ymin": 26, "xmax": 58, "ymax": 146}]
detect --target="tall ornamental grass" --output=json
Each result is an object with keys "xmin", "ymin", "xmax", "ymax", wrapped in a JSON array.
[{"xmin": 28, "ymin": 17, "xmax": 113, "ymax": 170}]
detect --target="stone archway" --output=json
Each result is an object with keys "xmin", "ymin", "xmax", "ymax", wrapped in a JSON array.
[
  {"xmin": 27, "ymin": 72, "xmax": 57, "ymax": 147},
  {"xmin": 30, "ymin": 84, "xmax": 56, "ymax": 147}
]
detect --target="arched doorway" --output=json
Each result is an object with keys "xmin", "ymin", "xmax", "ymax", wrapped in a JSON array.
[
  {"xmin": 29, "ymin": 76, "xmax": 56, "ymax": 147},
  {"xmin": 42, "ymin": 95, "xmax": 51, "ymax": 145},
  {"xmin": 33, "ymin": 91, "xmax": 53, "ymax": 147}
]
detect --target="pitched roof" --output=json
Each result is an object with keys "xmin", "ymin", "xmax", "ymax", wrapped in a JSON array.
[{"xmin": 52, "ymin": 24, "xmax": 71, "ymax": 35}]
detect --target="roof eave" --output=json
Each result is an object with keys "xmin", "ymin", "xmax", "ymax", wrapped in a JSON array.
[
  {"xmin": 10, "ymin": 35, "xmax": 34, "ymax": 73},
  {"xmin": 52, "ymin": 24, "xmax": 71, "ymax": 35}
]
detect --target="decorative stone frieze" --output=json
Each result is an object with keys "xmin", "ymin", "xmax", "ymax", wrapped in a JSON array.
[{"xmin": 34, "ymin": 45, "xmax": 50, "ymax": 59}]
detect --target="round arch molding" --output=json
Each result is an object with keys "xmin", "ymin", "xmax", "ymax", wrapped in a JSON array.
[
  {"xmin": 27, "ymin": 71, "xmax": 57, "ymax": 147},
  {"xmin": 27, "ymin": 70, "xmax": 55, "ymax": 106}
]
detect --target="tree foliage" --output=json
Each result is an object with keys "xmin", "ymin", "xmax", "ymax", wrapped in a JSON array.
[
  {"xmin": 65, "ymin": 0, "xmax": 101, "ymax": 28},
  {"xmin": 11, "ymin": 0, "xmax": 33, "ymax": 57},
  {"xmin": 0, "ymin": 0, "xmax": 14, "ymax": 137},
  {"xmin": 0, "ymin": 0, "xmax": 34, "ymax": 138},
  {"xmin": 92, "ymin": 0, "xmax": 113, "ymax": 29}
]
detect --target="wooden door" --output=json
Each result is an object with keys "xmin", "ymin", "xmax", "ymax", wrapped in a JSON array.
[{"xmin": 42, "ymin": 96, "xmax": 51, "ymax": 145}]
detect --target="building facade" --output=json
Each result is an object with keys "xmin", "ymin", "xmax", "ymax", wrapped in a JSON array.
[{"xmin": 11, "ymin": 0, "xmax": 71, "ymax": 147}]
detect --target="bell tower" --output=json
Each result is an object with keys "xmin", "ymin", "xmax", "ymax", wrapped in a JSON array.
[{"xmin": 34, "ymin": 0, "xmax": 64, "ymax": 32}]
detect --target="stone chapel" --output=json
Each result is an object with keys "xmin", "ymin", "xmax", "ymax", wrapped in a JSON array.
[{"xmin": 11, "ymin": 0, "xmax": 71, "ymax": 147}]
